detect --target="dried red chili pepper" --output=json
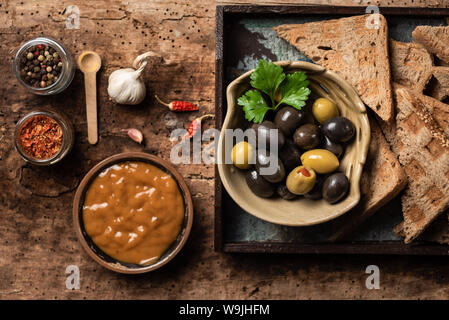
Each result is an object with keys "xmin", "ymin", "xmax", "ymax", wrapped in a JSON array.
[
  {"xmin": 18, "ymin": 115, "xmax": 63, "ymax": 159},
  {"xmin": 155, "ymin": 95, "xmax": 199, "ymax": 112},
  {"xmin": 183, "ymin": 114, "xmax": 214, "ymax": 140}
]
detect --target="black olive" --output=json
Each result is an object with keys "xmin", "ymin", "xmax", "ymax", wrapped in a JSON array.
[
  {"xmin": 322, "ymin": 135, "xmax": 344, "ymax": 158},
  {"xmin": 322, "ymin": 117, "xmax": 355, "ymax": 143},
  {"xmin": 255, "ymin": 151, "xmax": 285, "ymax": 184},
  {"xmin": 293, "ymin": 124, "xmax": 321, "ymax": 150},
  {"xmin": 322, "ymin": 173, "xmax": 349, "ymax": 204},
  {"xmin": 251, "ymin": 121, "xmax": 285, "ymax": 150},
  {"xmin": 279, "ymin": 139, "xmax": 302, "ymax": 172},
  {"xmin": 274, "ymin": 106, "xmax": 306, "ymax": 137},
  {"xmin": 276, "ymin": 184, "xmax": 298, "ymax": 200},
  {"xmin": 245, "ymin": 169, "xmax": 275, "ymax": 198}
]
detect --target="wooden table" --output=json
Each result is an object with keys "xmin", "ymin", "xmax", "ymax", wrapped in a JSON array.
[{"xmin": 1, "ymin": 0, "xmax": 448, "ymax": 300}]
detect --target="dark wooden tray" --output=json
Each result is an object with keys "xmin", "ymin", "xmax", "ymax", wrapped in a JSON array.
[{"xmin": 214, "ymin": 5, "xmax": 449, "ymax": 255}]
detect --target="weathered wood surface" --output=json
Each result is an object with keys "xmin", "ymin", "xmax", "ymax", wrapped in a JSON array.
[
  {"xmin": 219, "ymin": 0, "xmax": 449, "ymax": 7},
  {"xmin": 0, "ymin": 0, "xmax": 449, "ymax": 300}
]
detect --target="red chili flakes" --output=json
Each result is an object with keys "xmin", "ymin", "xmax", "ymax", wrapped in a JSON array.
[{"xmin": 19, "ymin": 115, "xmax": 63, "ymax": 160}]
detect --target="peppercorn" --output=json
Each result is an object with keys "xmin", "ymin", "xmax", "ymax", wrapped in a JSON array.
[{"xmin": 19, "ymin": 44, "xmax": 64, "ymax": 88}]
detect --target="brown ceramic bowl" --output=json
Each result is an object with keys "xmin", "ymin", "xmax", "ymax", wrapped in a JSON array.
[
  {"xmin": 72, "ymin": 152, "xmax": 193, "ymax": 274},
  {"xmin": 217, "ymin": 61, "xmax": 370, "ymax": 226}
]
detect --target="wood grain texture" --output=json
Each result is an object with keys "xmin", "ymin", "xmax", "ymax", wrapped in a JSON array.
[
  {"xmin": 83, "ymin": 71, "xmax": 99, "ymax": 145},
  {"xmin": 218, "ymin": 0, "xmax": 449, "ymax": 7},
  {"xmin": 1, "ymin": 0, "xmax": 449, "ymax": 300}
]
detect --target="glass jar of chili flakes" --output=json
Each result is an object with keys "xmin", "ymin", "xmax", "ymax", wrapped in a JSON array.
[
  {"xmin": 13, "ymin": 37, "xmax": 75, "ymax": 95},
  {"xmin": 14, "ymin": 110, "xmax": 74, "ymax": 165}
]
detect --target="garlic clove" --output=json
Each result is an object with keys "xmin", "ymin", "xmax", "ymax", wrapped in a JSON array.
[{"xmin": 121, "ymin": 128, "xmax": 143, "ymax": 144}]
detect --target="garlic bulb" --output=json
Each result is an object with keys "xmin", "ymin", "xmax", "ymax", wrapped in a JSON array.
[
  {"xmin": 107, "ymin": 51, "xmax": 162, "ymax": 105},
  {"xmin": 108, "ymin": 68, "xmax": 146, "ymax": 105}
]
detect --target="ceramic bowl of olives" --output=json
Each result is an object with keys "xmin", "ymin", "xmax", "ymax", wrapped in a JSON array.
[{"xmin": 217, "ymin": 61, "xmax": 370, "ymax": 226}]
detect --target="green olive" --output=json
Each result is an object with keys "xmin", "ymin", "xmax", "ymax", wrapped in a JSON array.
[
  {"xmin": 300, "ymin": 149, "xmax": 339, "ymax": 174},
  {"xmin": 312, "ymin": 98, "xmax": 339, "ymax": 124},
  {"xmin": 232, "ymin": 141, "xmax": 255, "ymax": 169},
  {"xmin": 286, "ymin": 166, "xmax": 316, "ymax": 195}
]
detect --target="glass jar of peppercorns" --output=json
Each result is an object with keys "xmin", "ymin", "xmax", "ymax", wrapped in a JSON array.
[
  {"xmin": 13, "ymin": 37, "xmax": 75, "ymax": 95},
  {"xmin": 14, "ymin": 109, "xmax": 75, "ymax": 165}
]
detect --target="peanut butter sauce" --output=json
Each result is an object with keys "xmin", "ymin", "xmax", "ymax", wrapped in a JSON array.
[{"xmin": 82, "ymin": 161, "xmax": 184, "ymax": 266}]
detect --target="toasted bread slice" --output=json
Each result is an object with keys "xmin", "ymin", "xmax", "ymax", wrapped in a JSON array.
[
  {"xmin": 413, "ymin": 26, "xmax": 449, "ymax": 65},
  {"xmin": 380, "ymin": 85, "xmax": 449, "ymax": 243},
  {"xmin": 425, "ymin": 67, "xmax": 449, "ymax": 102},
  {"xmin": 273, "ymin": 15, "xmax": 394, "ymax": 122},
  {"xmin": 411, "ymin": 88, "xmax": 449, "ymax": 137},
  {"xmin": 411, "ymin": 90, "xmax": 449, "ymax": 244},
  {"xmin": 389, "ymin": 39, "xmax": 433, "ymax": 92},
  {"xmin": 329, "ymin": 115, "xmax": 407, "ymax": 241}
]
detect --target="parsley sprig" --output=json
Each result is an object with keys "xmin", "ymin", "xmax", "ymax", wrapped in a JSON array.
[{"xmin": 237, "ymin": 60, "xmax": 311, "ymax": 123}]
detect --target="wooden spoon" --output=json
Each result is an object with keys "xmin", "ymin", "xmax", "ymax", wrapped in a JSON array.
[{"xmin": 78, "ymin": 51, "xmax": 102, "ymax": 145}]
